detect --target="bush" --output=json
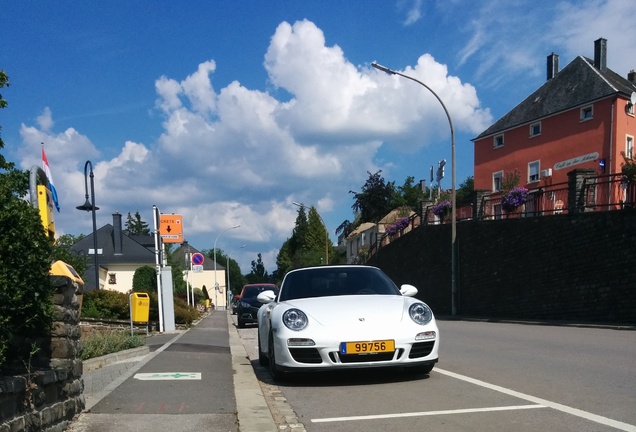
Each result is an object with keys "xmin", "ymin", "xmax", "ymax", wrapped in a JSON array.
[
  {"xmin": 81, "ymin": 331, "xmax": 145, "ymax": 360},
  {"xmin": 82, "ymin": 289, "xmax": 130, "ymax": 319},
  {"xmin": 82, "ymin": 287, "xmax": 200, "ymax": 326}
]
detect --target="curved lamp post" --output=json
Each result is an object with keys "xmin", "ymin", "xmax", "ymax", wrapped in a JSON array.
[
  {"xmin": 213, "ymin": 224, "xmax": 240, "ymax": 309},
  {"xmin": 226, "ymin": 244, "xmax": 246, "ymax": 307},
  {"xmin": 293, "ymin": 202, "xmax": 329, "ymax": 265},
  {"xmin": 371, "ymin": 62, "xmax": 457, "ymax": 316},
  {"xmin": 76, "ymin": 161, "xmax": 100, "ymax": 291}
]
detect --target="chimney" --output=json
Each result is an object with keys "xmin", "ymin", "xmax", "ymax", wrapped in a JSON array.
[
  {"xmin": 594, "ymin": 38, "xmax": 607, "ymax": 71},
  {"xmin": 113, "ymin": 212, "xmax": 123, "ymax": 255},
  {"xmin": 547, "ymin": 52, "xmax": 559, "ymax": 80},
  {"xmin": 628, "ymin": 70, "xmax": 636, "ymax": 84}
]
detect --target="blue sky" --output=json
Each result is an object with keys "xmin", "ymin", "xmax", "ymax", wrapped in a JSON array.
[{"xmin": 2, "ymin": 0, "xmax": 635, "ymax": 273}]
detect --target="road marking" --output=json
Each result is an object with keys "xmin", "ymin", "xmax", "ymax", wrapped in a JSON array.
[
  {"xmin": 134, "ymin": 372, "xmax": 201, "ymax": 380},
  {"xmin": 312, "ymin": 404, "xmax": 545, "ymax": 423},
  {"xmin": 435, "ymin": 368, "xmax": 636, "ymax": 432}
]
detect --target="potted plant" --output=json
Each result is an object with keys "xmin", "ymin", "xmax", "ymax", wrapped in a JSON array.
[
  {"xmin": 501, "ymin": 186, "xmax": 529, "ymax": 213},
  {"xmin": 432, "ymin": 200, "xmax": 452, "ymax": 221}
]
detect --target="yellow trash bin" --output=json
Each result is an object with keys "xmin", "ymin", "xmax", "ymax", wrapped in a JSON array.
[{"xmin": 130, "ymin": 292, "xmax": 150, "ymax": 323}]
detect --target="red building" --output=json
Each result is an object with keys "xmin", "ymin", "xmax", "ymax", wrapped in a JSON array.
[{"xmin": 473, "ymin": 38, "xmax": 635, "ymax": 196}]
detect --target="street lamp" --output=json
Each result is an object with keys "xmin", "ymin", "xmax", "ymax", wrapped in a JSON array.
[
  {"xmin": 76, "ymin": 160, "xmax": 100, "ymax": 291},
  {"xmin": 213, "ymin": 224, "xmax": 240, "ymax": 309},
  {"xmin": 371, "ymin": 62, "xmax": 457, "ymax": 316},
  {"xmin": 292, "ymin": 202, "xmax": 329, "ymax": 265},
  {"xmin": 227, "ymin": 244, "xmax": 246, "ymax": 307}
]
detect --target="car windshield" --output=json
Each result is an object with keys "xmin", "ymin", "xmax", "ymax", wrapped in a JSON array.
[
  {"xmin": 242, "ymin": 285, "xmax": 277, "ymax": 298},
  {"xmin": 279, "ymin": 267, "xmax": 401, "ymax": 301}
]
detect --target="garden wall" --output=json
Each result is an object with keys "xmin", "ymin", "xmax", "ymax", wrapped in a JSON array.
[
  {"xmin": 0, "ymin": 278, "xmax": 84, "ymax": 431},
  {"xmin": 367, "ymin": 208, "xmax": 636, "ymax": 324}
]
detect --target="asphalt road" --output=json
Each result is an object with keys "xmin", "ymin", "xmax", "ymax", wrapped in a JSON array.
[{"xmin": 235, "ymin": 317, "xmax": 636, "ymax": 432}]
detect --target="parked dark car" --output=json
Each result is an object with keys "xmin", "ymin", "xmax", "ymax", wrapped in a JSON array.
[
  {"xmin": 237, "ymin": 283, "xmax": 278, "ymax": 328},
  {"xmin": 231, "ymin": 295, "xmax": 240, "ymax": 315}
]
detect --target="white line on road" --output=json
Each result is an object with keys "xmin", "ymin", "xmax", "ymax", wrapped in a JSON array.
[
  {"xmin": 312, "ymin": 404, "xmax": 545, "ymax": 423},
  {"xmin": 434, "ymin": 368, "xmax": 636, "ymax": 432}
]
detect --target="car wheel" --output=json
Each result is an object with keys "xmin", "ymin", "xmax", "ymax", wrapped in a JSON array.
[
  {"xmin": 268, "ymin": 331, "xmax": 286, "ymax": 381},
  {"xmin": 258, "ymin": 332, "xmax": 268, "ymax": 366}
]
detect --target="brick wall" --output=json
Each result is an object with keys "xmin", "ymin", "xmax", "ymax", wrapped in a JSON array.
[{"xmin": 367, "ymin": 209, "xmax": 636, "ymax": 324}]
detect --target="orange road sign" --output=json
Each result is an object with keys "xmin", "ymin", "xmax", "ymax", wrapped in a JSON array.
[{"xmin": 159, "ymin": 214, "xmax": 183, "ymax": 243}]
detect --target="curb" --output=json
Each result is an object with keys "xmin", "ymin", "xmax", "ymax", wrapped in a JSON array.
[{"xmin": 82, "ymin": 346, "xmax": 150, "ymax": 372}]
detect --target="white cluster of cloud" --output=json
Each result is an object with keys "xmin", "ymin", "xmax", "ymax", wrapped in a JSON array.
[{"xmin": 17, "ymin": 19, "xmax": 490, "ymax": 271}]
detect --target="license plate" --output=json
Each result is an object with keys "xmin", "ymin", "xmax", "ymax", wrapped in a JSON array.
[{"xmin": 340, "ymin": 340, "xmax": 395, "ymax": 354}]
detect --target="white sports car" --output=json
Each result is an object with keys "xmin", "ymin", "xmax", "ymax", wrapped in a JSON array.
[{"xmin": 256, "ymin": 265, "xmax": 439, "ymax": 381}]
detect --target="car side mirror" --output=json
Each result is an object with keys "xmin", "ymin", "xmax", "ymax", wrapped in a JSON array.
[
  {"xmin": 257, "ymin": 290, "xmax": 277, "ymax": 304},
  {"xmin": 399, "ymin": 284, "xmax": 418, "ymax": 297}
]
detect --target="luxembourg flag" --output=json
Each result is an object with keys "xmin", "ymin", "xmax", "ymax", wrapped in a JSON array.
[{"xmin": 41, "ymin": 145, "xmax": 61, "ymax": 212}]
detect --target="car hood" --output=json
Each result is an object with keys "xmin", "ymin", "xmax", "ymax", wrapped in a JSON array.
[{"xmin": 283, "ymin": 295, "xmax": 413, "ymax": 327}]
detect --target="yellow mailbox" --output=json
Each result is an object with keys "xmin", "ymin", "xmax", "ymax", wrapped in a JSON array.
[{"xmin": 130, "ymin": 292, "xmax": 150, "ymax": 323}]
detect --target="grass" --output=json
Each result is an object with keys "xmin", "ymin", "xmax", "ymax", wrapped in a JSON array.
[{"xmin": 81, "ymin": 331, "xmax": 146, "ymax": 361}]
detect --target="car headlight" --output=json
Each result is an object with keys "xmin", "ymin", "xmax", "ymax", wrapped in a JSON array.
[
  {"xmin": 282, "ymin": 308, "xmax": 308, "ymax": 331},
  {"xmin": 240, "ymin": 301, "xmax": 251, "ymax": 308},
  {"xmin": 409, "ymin": 302, "xmax": 432, "ymax": 325}
]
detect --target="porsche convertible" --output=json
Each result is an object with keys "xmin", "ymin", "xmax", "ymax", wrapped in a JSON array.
[{"xmin": 256, "ymin": 265, "xmax": 439, "ymax": 381}]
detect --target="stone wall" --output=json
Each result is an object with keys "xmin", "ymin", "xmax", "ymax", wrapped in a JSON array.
[
  {"xmin": 0, "ymin": 278, "xmax": 84, "ymax": 432},
  {"xmin": 367, "ymin": 208, "xmax": 636, "ymax": 324}
]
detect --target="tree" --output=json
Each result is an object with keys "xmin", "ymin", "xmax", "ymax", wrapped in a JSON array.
[
  {"xmin": 456, "ymin": 176, "xmax": 474, "ymax": 203},
  {"xmin": 52, "ymin": 233, "xmax": 87, "ymax": 278},
  {"xmin": 245, "ymin": 253, "xmax": 270, "ymax": 284},
  {"xmin": 1, "ymin": 70, "xmax": 55, "ymax": 372},
  {"xmin": 396, "ymin": 176, "xmax": 426, "ymax": 210},
  {"xmin": 350, "ymin": 170, "xmax": 396, "ymax": 223},
  {"xmin": 132, "ymin": 265, "xmax": 156, "ymax": 293},
  {"xmin": 125, "ymin": 211, "xmax": 150, "ymax": 235}
]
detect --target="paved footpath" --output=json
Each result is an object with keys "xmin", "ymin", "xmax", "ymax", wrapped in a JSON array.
[{"xmin": 67, "ymin": 310, "xmax": 278, "ymax": 432}]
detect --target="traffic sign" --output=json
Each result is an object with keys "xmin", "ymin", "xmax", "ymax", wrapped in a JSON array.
[
  {"xmin": 191, "ymin": 252, "xmax": 204, "ymax": 265},
  {"xmin": 159, "ymin": 214, "xmax": 183, "ymax": 243}
]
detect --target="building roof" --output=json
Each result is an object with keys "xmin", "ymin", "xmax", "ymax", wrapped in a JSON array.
[
  {"xmin": 474, "ymin": 55, "xmax": 636, "ymax": 140},
  {"xmin": 72, "ymin": 224, "xmax": 155, "ymax": 266},
  {"xmin": 346, "ymin": 222, "xmax": 376, "ymax": 239}
]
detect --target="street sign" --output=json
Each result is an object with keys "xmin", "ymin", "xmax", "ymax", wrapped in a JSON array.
[
  {"xmin": 192, "ymin": 265, "xmax": 203, "ymax": 273},
  {"xmin": 191, "ymin": 252, "xmax": 204, "ymax": 265},
  {"xmin": 159, "ymin": 214, "xmax": 183, "ymax": 243}
]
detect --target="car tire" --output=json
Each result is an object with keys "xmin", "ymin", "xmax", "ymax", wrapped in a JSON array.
[
  {"xmin": 237, "ymin": 318, "xmax": 245, "ymax": 328},
  {"xmin": 268, "ymin": 331, "xmax": 286, "ymax": 381},
  {"xmin": 258, "ymin": 333, "xmax": 268, "ymax": 366}
]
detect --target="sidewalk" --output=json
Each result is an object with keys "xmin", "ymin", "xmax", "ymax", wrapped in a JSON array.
[{"xmin": 67, "ymin": 310, "xmax": 278, "ymax": 432}]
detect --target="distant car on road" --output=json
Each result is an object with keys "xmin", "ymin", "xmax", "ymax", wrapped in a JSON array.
[
  {"xmin": 237, "ymin": 283, "xmax": 279, "ymax": 328},
  {"xmin": 256, "ymin": 265, "xmax": 439, "ymax": 381}
]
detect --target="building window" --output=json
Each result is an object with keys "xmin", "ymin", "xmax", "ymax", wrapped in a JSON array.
[
  {"xmin": 493, "ymin": 134, "xmax": 504, "ymax": 148},
  {"xmin": 528, "ymin": 161, "xmax": 540, "ymax": 183},
  {"xmin": 493, "ymin": 171, "xmax": 503, "ymax": 192},
  {"xmin": 627, "ymin": 135, "xmax": 634, "ymax": 160},
  {"xmin": 108, "ymin": 273, "xmax": 117, "ymax": 285},
  {"xmin": 530, "ymin": 122, "xmax": 541, "ymax": 137},
  {"xmin": 627, "ymin": 102, "xmax": 634, "ymax": 116},
  {"xmin": 580, "ymin": 105, "xmax": 593, "ymax": 121}
]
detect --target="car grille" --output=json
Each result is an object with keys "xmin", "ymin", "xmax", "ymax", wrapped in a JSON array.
[
  {"xmin": 289, "ymin": 348, "xmax": 323, "ymax": 364},
  {"xmin": 337, "ymin": 352, "xmax": 396, "ymax": 363},
  {"xmin": 409, "ymin": 341, "xmax": 435, "ymax": 359}
]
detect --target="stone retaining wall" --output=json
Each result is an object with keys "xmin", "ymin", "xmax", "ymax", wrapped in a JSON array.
[{"xmin": 0, "ymin": 278, "xmax": 84, "ymax": 432}]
